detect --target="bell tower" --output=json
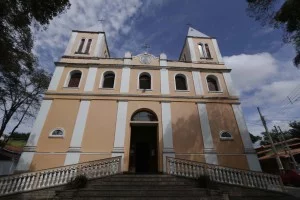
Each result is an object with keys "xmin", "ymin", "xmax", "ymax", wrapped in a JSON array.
[
  {"xmin": 180, "ymin": 27, "xmax": 223, "ymax": 64},
  {"xmin": 63, "ymin": 24, "xmax": 110, "ymax": 58}
]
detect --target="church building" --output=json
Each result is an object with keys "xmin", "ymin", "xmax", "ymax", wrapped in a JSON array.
[{"xmin": 16, "ymin": 25, "xmax": 261, "ymax": 173}]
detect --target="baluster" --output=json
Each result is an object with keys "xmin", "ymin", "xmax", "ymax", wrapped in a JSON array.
[
  {"xmin": 24, "ymin": 175, "xmax": 31, "ymax": 191},
  {"xmin": 28, "ymin": 174, "xmax": 35, "ymax": 190},
  {"xmin": 4, "ymin": 178, "xmax": 11, "ymax": 194},
  {"xmin": 215, "ymin": 168, "xmax": 220, "ymax": 182},
  {"xmin": 14, "ymin": 175, "xmax": 23, "ymax": 192},
  {"xmin": 20, "ymin": 175, "xmax": 27, "ymax": 191},
  {"xmin": 9, "ymin": 177, "xmax": 17, "ymax": 193},
  {"xmin": 233, "ymin": 170, "xmax": 238, "ymax": 184},
  {"xmin": 0, "ymin": 178, "xmax": 5, "ymax": 194},
  {"xmin": 237, "ymin": 171, "xmax": 243, "ymax": 185}
]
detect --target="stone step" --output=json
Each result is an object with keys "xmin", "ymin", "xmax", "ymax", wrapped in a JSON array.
[
  {"xmin": 87, "ymin": 182, "xmax": 198, "ymax": 187},
  {"xmin": 92, "ymin": 177, "xmax": 193, "ymax": 182},
  {"xmin": 55, "ymin": 188, "xmax": 223, "ymax": 197},
  {"xmin": 56, "ymin": 197, "xmax": 225, "ymax": 200}
]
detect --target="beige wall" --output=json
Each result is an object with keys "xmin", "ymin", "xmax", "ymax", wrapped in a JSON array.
[
  {"xmin": 124, "ymin": 101, "xmax": 163, "ymax": 171},
  {"xmin": 57, "ymin": 67, "xmax": 88, "ymax": 93},
  {"xmin": 129, "ymin": 69, "xmax": 161, "ymax": 95},
  {"xmin": 93, "ymin": 68, "xmax": 122, "ymax": 94},
  {"xmin": 30, "ymin": 154, "xmax": 66, "ymax": 171},
  {"xmin": 168, "ymin": 70, "xmax": 196, "ymax": 96},
  {"xmin": 171, "ymin": 102, "xmax": 204, "ymax": 154},
  {"xmin": 206, "ymin": 103, "xmax": 245, "ymax": 154},
  {"xmin": 71, "ymin": 32, "xmax": 99, "ymax": 56},
  {"xmin": 200, "ymin": 72, "xmax": 229, "ymax": 97},
  {"xmin": 192, "ymin": 38, "xmax": 218, "ymax": 63},
  {"xmin": 79, "ymin": 154, "xmax": 112, "ymax": 163},
  {"xmin": 218, "ymin": 155, "xmax": 249, "ymax": 170},
  {"xmin": 81, "ymin": 100, "xmax": 117, "ymax": 152},
  {"xmin": 36, "ymin": 99, "xmax": 80, "ymax": 152}
]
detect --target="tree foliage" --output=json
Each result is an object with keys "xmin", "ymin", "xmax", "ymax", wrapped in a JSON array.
[
  {"xmin": 250, "ymin": 133, "xmax": 262, "ymax": 143},
  {"xmin": 0, "ymin": 0, "xmax": 71, "ymax": 73},
  {"xmin": 0, "ymin": 0, "xmax": 71, "ymax": 138},
  {"xmin": 247, "ymin": 0, "xmax": 300, "ymax": 67}
]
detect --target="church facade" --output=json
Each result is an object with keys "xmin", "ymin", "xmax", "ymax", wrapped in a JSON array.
[{"xmin": 16, "ymin": 25, "xmax": 261, "ymax": 173}]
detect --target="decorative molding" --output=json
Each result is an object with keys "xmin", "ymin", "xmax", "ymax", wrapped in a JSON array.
[
  {"xmin": 94, "ymin": 34, "xmax": 104, "ymax": 57},
  {"xmin": 212, "ymin": 39, "xmax": 224, "ymax": 64},
  {"xmin": 120, "ymin": 67, "xmax": 131, "ymax": 93},
  {"xmin": 48, "ymin": 66, "xmax": 64, "ymax": 91},
  {"xmin": 223, "ymin": 72, "xmax": 238, "ymax": 96},
  {"xmin": 64, "ymin": 152, "xmax": 80, "ymax": 166},
  {"xmin": 69, "ymin": 100, "xmax": 90, "ymax": 149},
  {"xmin": 187, "ymin": 38, "xmax": 197, "ymax": 62},
  {"xmin": 84, "ymin": 67, "xmax": 97, "ymax": 91},
  {"xmin": 26, "ymin": 100, "xmax": 53, "ymax": 147},
  {"xmin": 64, "ymin": 32, "xmax": 78, "ymax": 55}
]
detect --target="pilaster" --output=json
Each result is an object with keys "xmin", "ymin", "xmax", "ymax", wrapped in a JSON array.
[{"xmin": 160, "ymin": 53, "xmax": 170, "ymax": 95}]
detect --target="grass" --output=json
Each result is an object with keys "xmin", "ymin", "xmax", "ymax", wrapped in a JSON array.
[{"xmin": 6, "ymin": 140, "xmax": 27, "ymax": 148}]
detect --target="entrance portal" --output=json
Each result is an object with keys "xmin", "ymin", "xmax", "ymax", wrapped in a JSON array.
[{"xmin": 129, "ymin": 126, "xmax": 158, "ymax": 173}]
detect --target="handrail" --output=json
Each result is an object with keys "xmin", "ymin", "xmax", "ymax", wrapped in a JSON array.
[
  {"xmin": 0, "ymin": 156, "xmax": 122, "ymax": 196},
  {"xmin": 166, "ymin": 157, "xmax": 285, "ymax": 192}
]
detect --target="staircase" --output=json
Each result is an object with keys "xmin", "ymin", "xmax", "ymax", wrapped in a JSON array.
[
  {"xmin": 0, "ymin": 156, "xmax": 297, "ymax": 200},
  {"xmin": 54, "ymin": 174, "xmax": 226, "ymax": 200}
]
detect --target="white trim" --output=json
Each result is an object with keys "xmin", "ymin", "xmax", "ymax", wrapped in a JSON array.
[
  {"xmin": 137, "ymin": 72, "xmax": 153, "ymax": 90},
  {"xmin": 232, "ymin": 105, "xmax": 253, "ymax": 151},
  {"xmin": 48, "ymin": 66, "xmax": 64, "ymax": 91},
  {"xmin": 223, "ymin": 72, "xmax": 238, "ymax": 96},
  {"xmin": 84, "ymin": 39, "xmax": 92, "ymax": 54},
  {"xmin": 69, "ymin": 100, "xmax": 90, "ymax": 149},
  {"xmin": 64, "ymin": 32, "xmax": 77, "ymax": 55},
  {"xmin": 49, "ymin": 128, "xmax": 65, "ymax": 138},
  {"xmin": 192, "ymin": 71, "xmax": 204, "ymax": 95},
  {"xmin": 99, "ymin": 70, "xmax": 116, "ymax": 89},
  {"xmin": 94, "ymin": 34, "xmax": 104, "ymax": 57},
  {"xmin": 219, "ymin": 130, "xmax": 233, "ymax": 141},
  {"xmin": 160, "ymin": 69, "xmax": 170, "ymax": 94},
  {"xmin": 161, "ymin": 102, "xmax": 175, "ymax": 172},
  {"xmin": 84, "ymin": 67, "xmax": 97, "ymax": 91},
  {"xmin": 198, "ymin": 43, "xmax": 207, "ymax": 58},
  {"xmin": 15, "ymin": 152, "xmax": 35, "ymax": 171},
  {"xmin": 204, "ymin": 154, "xmax": 218, "ymax": 165},
  {"xmin": 174, "ymin": 73, "xmax": 189, "ymax": 91},
  {"xmin": 120, "ymin": 67, "xmax": 131, "ymax": 93},
  {"xmin": 64, "ymin": 69, "xmax": 84, "ymax": 88},
  {"xmin": 82, "ymin": 38, "xmax": 88, "ymax": 53},
  {"xmin": 205, "ymin": 74, "xmax": 223, "ymax": 93},
  {"xmin": 64, "ymin": 153, "xmax": 80, "ymax": 166},
  {"xmin": 113, "ymin": 101, "xmax": 128, "ymax": 149},
  {"xmin": 212, "ymin": 39, "xmax": 224, "ymax": 63},
  {"xmin": 246, "ymin": 154, "xmax": 262, "ymax": 171},
  {"xmin": 197, "ymin": 103, "xmax": 215, "ymax": 151},
  {"xmin": 26, "ymin": 100, "xmax": 52, "ymax": 147},
  {"xmin": 187, "ymin": 38, "xmax": 197, "ymax": 62}
]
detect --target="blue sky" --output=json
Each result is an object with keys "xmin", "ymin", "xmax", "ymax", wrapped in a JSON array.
[{"xmin": 23, "ymin": 0, "xmax": 300, "ymax": 137}]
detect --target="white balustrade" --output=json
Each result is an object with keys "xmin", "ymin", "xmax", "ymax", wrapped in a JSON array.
[
  {"xmin": 166, "ymin": 157, "xmax": 284, "ymax": 192},
  {"xmin": 0, "ymin": 156, "xmax": 121, "ymax": 196}
]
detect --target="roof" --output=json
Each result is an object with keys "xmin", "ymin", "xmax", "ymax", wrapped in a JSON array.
[
  {"xmin": 75, "ymin": 24, "xmax": 104, "ymax": 33},
  {"xmin": 187, "ymin": 27, "xmax": 210, "ymax": 38}
]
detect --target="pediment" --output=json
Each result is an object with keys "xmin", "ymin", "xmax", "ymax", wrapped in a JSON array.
[{"xmin": 132, "ymin": 53, "xmax": 159, "ymax": 65}]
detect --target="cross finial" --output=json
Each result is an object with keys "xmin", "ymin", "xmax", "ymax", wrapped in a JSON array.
[{"xmin": 142, "ymin": 43, "xmax": 150, "ymax": 53}]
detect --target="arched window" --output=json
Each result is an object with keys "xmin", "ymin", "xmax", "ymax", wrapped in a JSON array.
[
  {"xmin": 220, "ymin": 131, "xmax": 233, "ymax": 140},
  {"xmin": 139, "ymin": 73, "xmax": 151, "ymax": 89},
  {"xmin": 77, "ymin": 38, "xmax": 85, "ymax": 53},
  {"xmin": 175, "ymin": 74, "xmax": 188, "ymax": 90},
  {"xmin": 131, "ymin": 110, "xmax": 158, "ymax": 121},
  {"xmin": 198, "ymin": 43, "xmax": 205, "ymax": 58},
  {"xmin": 49, "ymin": 128, "xmax": 65, "ymax": 138},
  {"xmin": 102, "ymin": 72, "xmax": 115, "ymax": 88},
  {"xmin": 205, "ymin": 44, "xmax": 211, "ymax": 58},
  {"xmin": 207, "ymin": 75, "xmax": 219, "ymax": 92},
  {"xmin": 68, "ymin": 70, "xmax": 82, "ymax": 87}
]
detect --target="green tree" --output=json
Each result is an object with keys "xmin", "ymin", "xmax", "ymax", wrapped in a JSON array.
[
  {"xmin": 288, "ymin": 121, "xmax": 300, "ymax": 138},
  {"xmin": 0, "ymin": 0, "xmax": 71, "ymax": 73},
  {"xmin": 247, "ymin": 0, "xmax": 300, "ymax": 67},
  {"xmin": 250, "ymin": 133, "xmax": 262, "ymax": 143}
]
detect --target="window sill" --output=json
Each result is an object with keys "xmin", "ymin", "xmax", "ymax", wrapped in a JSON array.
[
  {"xmin": 138, "ymin": 89, "xmax": 152, "ymax": 91},
  {"xmin": 175, "ymin": 90, "xmax": 190, "ymax": 92},
  {"xmin": 75, "ymin": 52, "xmax": 90, "ymax": 55},
  {"xmin": 49, "ymin": 135, "xmax": 64, "ymax": 138},
  {"xmin": 220, "ymin": 137, "xmax": 233, "ymax": 141},
  {"xmin": 200, "ymin": 57, "xmax": 213, "ymax": 60},
  {"xmin": 208, "ymin": 91, "xmax": 223, "ymax": 93},
  {"xmin": 100, "ymin": 87, "xmax": 115, "ymax": 90},
  {"xmin": 63, "ymin": 87, "xmax": 80, "ymax": 90}
]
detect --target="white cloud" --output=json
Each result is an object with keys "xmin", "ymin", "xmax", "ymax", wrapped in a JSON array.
[{"xmin": 224, "ymin": 46, "xmax": 300, "ymax": 137}]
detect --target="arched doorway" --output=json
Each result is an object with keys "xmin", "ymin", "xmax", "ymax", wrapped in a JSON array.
[{"xmin": 129, "ymin": 109, "xmax": 158, "ymax": 173}]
